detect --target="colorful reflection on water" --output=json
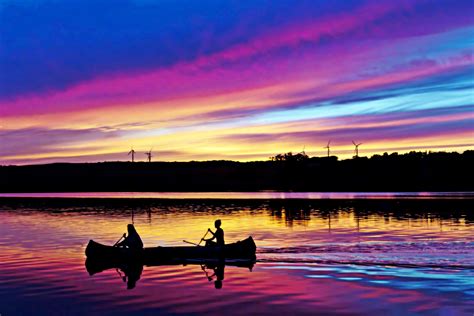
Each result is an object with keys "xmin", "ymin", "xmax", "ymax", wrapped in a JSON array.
[
  {"xmin": 0, "ymin": 198, "xmax": 473, "ymax": 315},
  {"xmin": 1, "ymin": 191, "xmax": 474, "ymax": 199}
]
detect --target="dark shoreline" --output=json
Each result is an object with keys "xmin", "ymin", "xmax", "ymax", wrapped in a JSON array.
[
  {"xmin": 1, "ymin": 151, "xmax": 473, "ymax": 193},
  {"xmin": 1, "ymin": 197, "xmax": 472, "ymax": 223}
]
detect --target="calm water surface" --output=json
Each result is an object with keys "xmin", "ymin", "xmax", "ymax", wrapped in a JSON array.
[
  {"xmin": 1, "ymin": 191, "xmax": 473, "ymax": 199},
  {"xmin": 0, "ymin": 196, "xmax": 473, "ymax": 315}
]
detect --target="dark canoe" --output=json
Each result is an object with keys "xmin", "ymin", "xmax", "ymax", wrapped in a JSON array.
[{"xmin": 85, "ymin": 236, "xmax": 257, "ymax": 263}]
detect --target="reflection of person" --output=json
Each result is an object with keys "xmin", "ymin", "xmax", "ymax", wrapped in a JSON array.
[
  {"xmin": 203, "ymin": 219, "xmax": 224, "ymax": 247},
  {"xmin": 116, "ymin": 224, "xmax": 144, "ymax": 249},
  {"xmin": 214, "ymin": 264, "xmax": 224, "ymax": 289},
  {"xmin": 203, "ymin": 263, "xmax": 225, "ymax": 289},
  {"xmin": 117, "ymin": 263, "xmax": 143, "ymax": 290}
]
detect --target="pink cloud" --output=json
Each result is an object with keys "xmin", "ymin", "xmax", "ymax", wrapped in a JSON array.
[{"xmin": 4, "ymin": 0, "xmax": 470, "ymax": 119}]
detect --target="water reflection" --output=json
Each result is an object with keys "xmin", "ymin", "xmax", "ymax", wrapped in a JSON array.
[
  {"xmin": 116, "ymin": 262, "xmax": 143, "ymax": 290},
  {"xmin": 1, "ymin": 191, "xmax": 473, "ymax": 199},
  {"xmin": 86, "ymin": 258, "xmax": 254, "ymax": 290},
  {"xmin": 0, "ymin": 197, "xmax": 473, "ymax": 315},
  {"xmin": 202, "ymin": 262, "xmax": 225, "ymax": 289}
]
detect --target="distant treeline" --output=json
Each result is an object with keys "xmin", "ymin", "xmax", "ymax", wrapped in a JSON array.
[{"xmin": 1, "ymin": 151, "xmax": 473, "ymax": 192}]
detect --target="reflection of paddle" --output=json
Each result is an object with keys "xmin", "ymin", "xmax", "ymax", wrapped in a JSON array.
[
  {"xmin": 113, "ymin": 233, "xmax": 126, "ymax": 247},
  {"xmin": 200, "ymin": 264, "xmax": 213, "ymax": 281},
  {"xmin": 115, "ymin": 268, "xmax": 126, "ymax": 282}
]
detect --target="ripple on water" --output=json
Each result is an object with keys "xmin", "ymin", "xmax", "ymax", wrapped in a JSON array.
[{"xmin": 0, "ymin": 200, "xmax": 473, "ymax": 315}]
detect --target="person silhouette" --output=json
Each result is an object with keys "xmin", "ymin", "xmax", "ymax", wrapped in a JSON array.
[
  {"xmin": 117, "ymin": 263, "xmax": 143, "ymax": 290},
  {"xmin": 203, "ymin": 219, "xmax": 224, "ymax": 247},
  {"xmin": 116, "ymin": 224, "xmax": 144, "ymax": 250},
  {"xmin": 213, "ymin": 264, "xmax": 224, "ymax": 289},
  {"xmin": 202, "ymin": 262, "xmax": 225, "ymax": 289}
]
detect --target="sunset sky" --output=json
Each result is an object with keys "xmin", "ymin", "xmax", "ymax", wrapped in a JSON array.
[{"xmin": 1, "ymin": 0, "xmax": 473, "ymax": 164}]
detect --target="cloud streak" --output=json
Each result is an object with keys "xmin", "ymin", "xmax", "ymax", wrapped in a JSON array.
[{"xmin": 0, "ymin": 0, "xmax": 473, "ymax": 164}]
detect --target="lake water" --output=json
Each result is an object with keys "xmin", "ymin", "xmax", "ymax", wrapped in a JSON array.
[
  {"xmin": 1, "ymin": 191, "xmax": 474, "ymax": 199},
  {"xmin": 0, "ymin": 195, "xmax": 473, "ymax": 315}
]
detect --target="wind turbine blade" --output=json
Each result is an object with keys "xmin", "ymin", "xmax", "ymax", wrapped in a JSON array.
[{"xmin": 352, "ymin": 140, "xmax": 356, "ymax": 146}]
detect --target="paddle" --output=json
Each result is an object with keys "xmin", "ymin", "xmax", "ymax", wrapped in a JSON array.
[
  {"xmin": 198, "ymin": 230, "xmax": 209, "ymax": 246},
  {"xmin": 183, "ymin": 240, "xmax": 200, "ymax": 246},
  {"xmin": 183, "ymin": 230, "xmax": 209, "ymax": 247},
  {"xmin": 113, "ymin": 233, "xmax": 126, "ymax": 247}
]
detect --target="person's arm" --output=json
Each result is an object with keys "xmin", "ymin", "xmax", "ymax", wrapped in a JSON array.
[
  {"xmin": 114, "ymin": 233, "xmax": 127, "ymax": 247},
  {"xmin": 202, "ymin": 229, "xmax": 216, "ymax": 242},
  {"xmin": 116, "ymin": 236, "xmax": 128, "ymax": 247}
]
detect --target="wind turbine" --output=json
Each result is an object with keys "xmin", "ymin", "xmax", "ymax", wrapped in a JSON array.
[
  {"xmin": 128, "ymin": 148, "xmax": 136, "ymax": 162},
  {"xmin": 145, "ymin": 148, "xmax": 153, "ymax": 163},
  {"xmin": 324, "ymin": 141, "xmax": 331, "ymax": 157},
  {"xmin": 352, "ymin": 141, "xmax": 362, "ymax": 157}
]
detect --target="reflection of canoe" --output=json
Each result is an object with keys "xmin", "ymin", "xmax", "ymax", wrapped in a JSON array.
[
  {"xmin": 85, "ymin": 256, "xmax": 255, "ymax": 276},
  {"xmin": 85, "ymin": 236, "xmax": 257, "ymax": 262},
  {"xmin": 85, "ymin": 254, "xmax": 254, "ymax": 290}
]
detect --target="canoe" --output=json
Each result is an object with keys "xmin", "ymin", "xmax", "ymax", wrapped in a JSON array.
[{"xmin": 85, "ymin": 236, "xmax": 257, "ymax": 263}]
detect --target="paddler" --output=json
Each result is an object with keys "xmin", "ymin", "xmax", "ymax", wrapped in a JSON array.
[
  {"xmin": 202, "ymin": 219, "xmax": 225, "ymax": 247},
  {"xmin": 116, "ymin": 224, "xmax": 144, "ymax": 249}
]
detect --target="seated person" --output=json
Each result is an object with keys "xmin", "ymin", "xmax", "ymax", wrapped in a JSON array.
[
  {"xmin": 202, "ymin": 219, "xmax": 225, "ymax": 247},
  {"xmin": 116, "ymin": 224, "xmax": 144, "ymax": 249}
]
